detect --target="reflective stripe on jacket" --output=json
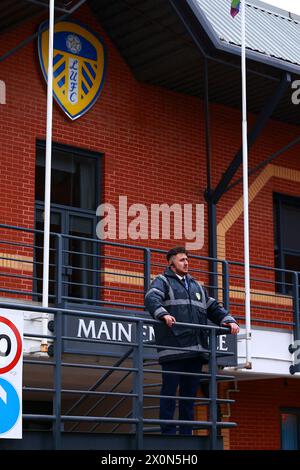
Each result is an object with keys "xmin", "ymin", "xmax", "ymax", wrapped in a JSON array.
[{"xmin": 144, "ymin": 267, "xmax": 237, "ymax": 363}]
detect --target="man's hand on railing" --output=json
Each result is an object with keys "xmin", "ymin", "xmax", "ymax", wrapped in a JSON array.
[
  {"xmin": 162, "ymin": 314, "xmax": 176, "ymax": 327},
  {"xmin": 224, "ymin": 322, "xmax": 240, "ymax": 335}
]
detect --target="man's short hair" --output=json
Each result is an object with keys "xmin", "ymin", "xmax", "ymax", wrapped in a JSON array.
[{"xmin": 166, "ymin": 246, "xmax": 188, "ymax": 262}]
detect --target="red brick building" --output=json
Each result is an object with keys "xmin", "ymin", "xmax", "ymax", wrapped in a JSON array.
[{"xmin": 0, "ymin": 0, "xmax": 300, "ymax": 450}]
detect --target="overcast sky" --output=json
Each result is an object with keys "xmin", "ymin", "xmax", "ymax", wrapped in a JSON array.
[{"xmin": 260, "ymin": 0, "xmax": 300, "ymax": 15}]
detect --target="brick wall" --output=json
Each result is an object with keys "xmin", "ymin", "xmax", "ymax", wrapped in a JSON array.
[
  {"xmin": 229, "ymin": 378, "xmax": 300, "ymax": 450},
  {"xmin": 194, "ymin": 378, "xmax": 300, "ymax": 450},
  {"xmin": 1, "ymin": 4, "xmax": 300, "ymax": 272}
]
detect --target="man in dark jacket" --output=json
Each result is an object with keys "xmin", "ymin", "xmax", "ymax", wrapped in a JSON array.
[{"xmin": 145, "ymin": 246, "xmax": 239, "ymax": 435}]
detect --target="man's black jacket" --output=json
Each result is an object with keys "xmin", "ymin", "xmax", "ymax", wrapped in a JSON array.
[{"xmin": 144, "ymin": 267, "xmax": 237, "ymax": 363}]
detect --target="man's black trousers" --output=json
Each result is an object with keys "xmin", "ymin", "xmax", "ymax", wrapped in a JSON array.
[{"xmin": 159, "ymin": 356, "xmax": 204, "ymax": 435}]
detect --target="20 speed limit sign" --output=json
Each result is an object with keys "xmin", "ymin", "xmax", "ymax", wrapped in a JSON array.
[{"xmin": 0, "ymin": 315, "xmax": 22, "ymax": 374}]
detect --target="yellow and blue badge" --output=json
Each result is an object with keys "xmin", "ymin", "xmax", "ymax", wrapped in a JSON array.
[{"xmin": 38, "ymin": 20, "xmax": 106, "ymax": 120}]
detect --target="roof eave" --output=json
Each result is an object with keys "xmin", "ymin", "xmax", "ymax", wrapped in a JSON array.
[{"xmin": 184, "ymin": 0, "xmax": 300, "ymax": 77}]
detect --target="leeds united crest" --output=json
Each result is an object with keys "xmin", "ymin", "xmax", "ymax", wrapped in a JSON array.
[{"xmin": 38, "ymin": 20, "xmax": 106, "ymax": 120}]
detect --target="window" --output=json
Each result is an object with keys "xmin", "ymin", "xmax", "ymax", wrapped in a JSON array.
[
  {"xmin": 35, "ymin": 141, "xmax": 98, "ymax": 211},
  {"xmin": 274, "ymin": 194, "xmax": 300, "ymax": 294},
  {"xmin": 281, "ymin": 410, "xmax": 300, "ymax": 450}
]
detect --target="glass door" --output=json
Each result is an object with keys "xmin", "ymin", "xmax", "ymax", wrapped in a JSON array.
[
  {"xmin": 66, "ymin": 212, "xmax": 98, "ymax": 303},
  {"xmin": 34, "ymin": 207, "xmax": 64, "ymax": 303},
  {"xmin": 34, "ymin": 205, "xmax": 98, "ymax": 304}
]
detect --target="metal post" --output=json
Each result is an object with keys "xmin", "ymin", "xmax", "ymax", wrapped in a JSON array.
[
  {"xmin": 241, "ymin": 0, "xmax": 252, "ymax": 370},
  {"xmin": 41, "ymin": 0, "xmax": 55, "ymax": 351},
  {"xmin": 52, "ymin": 309, "xmax": 62, "ymax": 449},
  {"xmin": 55, "ymin": 235, "xmax": 63, "ymax": 308},
  {"xmin": 204, "ymin": 58, "xmax": 211, "ymax": 197},
  {"xmin": 133, "ymin": 321, "xmax": 144, "ymax": 449},
  {"xmin": 144, "ymin": 248, "xmax": 151, "ymax": 299},
  {"xmin": 209, "ymin": 329, "xmax": 218, "ymax": 450},
  {"xmin": 204, "ymin": 57, "xmax": 218, "ymax": 299},
  {"xmin": 289, "ymin": 272, "xmax": 300, "ymax": 374},
  {"xmin": 208, "ymin": 202, "xmax": 218, "ymax": 299},
  {"xmin": 222, "ymin": 261, "xmax": 230, "ymax": 310},
  {"xmin": 292, "ymin": 272, "xmax": 300, "ymax": 342},
  {"xmin": 53, "ymin": 235, "xmax": 62, "ymax": 449}
]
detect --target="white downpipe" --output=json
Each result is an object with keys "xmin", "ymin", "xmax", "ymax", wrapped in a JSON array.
[
  {"xmin": 41, "ymin": 0, "xmax": 55, "ymax": 351},
  {"xmin": 241, "ymin": 0, "xmax": 252, "ymax": 368}
]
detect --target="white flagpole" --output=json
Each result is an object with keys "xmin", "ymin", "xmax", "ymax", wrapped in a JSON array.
[
  {"xmin": 241, "ymin": 0, "xmax": 252, "ymax": 368},
  {"xmin": 41, "ymin": 0, "xmax": 55, "ymax": 351}
]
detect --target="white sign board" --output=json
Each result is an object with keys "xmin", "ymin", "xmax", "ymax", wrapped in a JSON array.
[{"xmin": 0, "ymin": 310, "xmax": 23, "ymax": 439}]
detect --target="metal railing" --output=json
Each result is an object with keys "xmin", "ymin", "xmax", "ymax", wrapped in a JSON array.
[
  {"xmin": 0, "ymin": 301, "xmax": 236, "ymax": 450},
  {"xmin": 0, "ymin": 222, "xmax": 299, "ymax": 448},
  {"xmin": 0, "ymin": 222, "xmax": 299, "ymax": 341}
]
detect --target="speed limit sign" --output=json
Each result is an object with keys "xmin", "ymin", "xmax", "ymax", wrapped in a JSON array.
[
  {"xmin": 0, "ymin": 310, "xmax": 23, "ymax": 439},
  {"xmin": 0, "ymin": 316, "xmax": 22, "ymax": 374}
]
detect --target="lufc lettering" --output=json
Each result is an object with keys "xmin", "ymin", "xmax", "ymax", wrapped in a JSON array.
[{"xmin": 68, "ymin": 58, "xmax": 78, "ymax": 104}]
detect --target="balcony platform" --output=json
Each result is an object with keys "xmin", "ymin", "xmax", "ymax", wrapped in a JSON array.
[{"xmin": 0, "ymin": 431, "xmax": 223, "ymax": 450}]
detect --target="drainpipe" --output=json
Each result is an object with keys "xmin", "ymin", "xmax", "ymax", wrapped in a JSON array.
[{"xmin": 203, "ymin": 59, "xmax": 218, "ymax": 300}]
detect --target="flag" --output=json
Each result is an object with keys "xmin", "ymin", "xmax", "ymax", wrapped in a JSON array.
[{"xmin": 231, "ymin": 0, "xmax": 240, "ymax": 17}]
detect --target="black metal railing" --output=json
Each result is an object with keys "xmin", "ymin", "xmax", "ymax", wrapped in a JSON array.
[
  {"xmin": 0, "ymin": 301, "xmax": 236, "ymax": 450},
  {"xmin": 0, "ymin": 222, "xmax": 299, "ymax": 449},
  {"xmin": 0, "ymin": 222, "xmax": 298, "ymax": 341}
]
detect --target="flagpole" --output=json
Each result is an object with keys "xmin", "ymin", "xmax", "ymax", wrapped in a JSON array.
[
  {"xmin": 41, "ymin": 0, "xmax": 55, "ymax": 351},
  {"xmin": 241, "ymin": 0, "xmax": 252, "ymax": 368}
]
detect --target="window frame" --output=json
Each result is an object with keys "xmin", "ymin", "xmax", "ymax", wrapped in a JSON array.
[
  {"xmin": 280, "ymin": 407, "xmax": 300, "ymax": 450},
  {"xmin": 273, "ymin": 193, "xmax": 300, "ymax": 294},
  {"xmin": 35, "ymin": 139, "xmax": 102, "ymax": 212}
]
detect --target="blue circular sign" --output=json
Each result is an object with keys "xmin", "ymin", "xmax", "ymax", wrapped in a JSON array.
[{"xmin": 0, "ymin": 378, "xmax": 20, "ymax": 434}]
